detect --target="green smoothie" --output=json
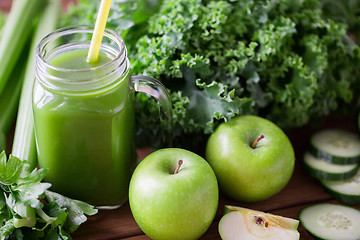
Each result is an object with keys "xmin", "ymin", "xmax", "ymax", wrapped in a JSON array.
[{"xmin": 33, "ymin": 48, "xmax": 136, "ymax": 206}]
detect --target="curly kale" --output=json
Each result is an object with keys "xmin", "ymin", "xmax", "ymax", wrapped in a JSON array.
[
  {"xmin": 62, "ymin": 0, "xmax": 360, "ymax": 151},
  {"xmin": 320, "ymin": 0, "xmax": 360, "ymax": 44}
]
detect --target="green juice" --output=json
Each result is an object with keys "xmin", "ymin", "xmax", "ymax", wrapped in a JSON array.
[{"xmin": 33, "ymin": 48, "xmax": 136, "ymax": 206}]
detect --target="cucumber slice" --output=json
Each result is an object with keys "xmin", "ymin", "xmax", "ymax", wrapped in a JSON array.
[
  {"xmin": 309, "ymin": 129, "xmax": 360, "ymax": 164},
  {"xmin": 299, "ymin": 203, "xmax": 360, "ymax": 240},
  {"xmin": 303, "ymin": 152, "xmax": 359, "ymax": 181},
  {"xmin": 321, "ymin": 168, "xmax": 360, "ymax": 204},
  {"xmin": 219, "ymin": 206, "xmax": 300, "ymax": 240}
]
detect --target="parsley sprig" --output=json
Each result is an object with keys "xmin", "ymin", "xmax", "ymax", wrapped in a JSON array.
[{"xmin": 0, "ymin": 151, "xmax": 98, "ymax": 240}]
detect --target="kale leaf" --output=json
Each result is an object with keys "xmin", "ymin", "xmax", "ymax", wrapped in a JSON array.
[{"xmin": 62, "ymin": 0, "xmax": 360, "ymax": 151}]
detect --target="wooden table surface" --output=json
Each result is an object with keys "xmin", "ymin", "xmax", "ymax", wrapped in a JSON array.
[
  {"xmin": 70, "ymin": 115, "xmax": 360, "ymax": 240},
  {"xmin": 1, "ymin": 1, "xmax": 360, "ymax": 239}
]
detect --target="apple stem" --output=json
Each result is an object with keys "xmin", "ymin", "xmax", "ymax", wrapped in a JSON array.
[
  {"xmin": 173, "ymin": 160, "xmax": 183, "ymax": 174},
  {"xmin": 251, "ymin": 134, "xmax": 264, "ymax": 149}
]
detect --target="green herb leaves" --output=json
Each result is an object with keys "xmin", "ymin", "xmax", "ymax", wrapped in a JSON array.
[
  {"xmin": 0, "ymin": 152, "xmax": 97, "ymax": 240},
  {"xmin": 131, "ymin": 0, "xmax": 360, "ymax": 148},
  {"xmin": 63, "ymin": 0, "xmax": 360, "ymax": 150}
]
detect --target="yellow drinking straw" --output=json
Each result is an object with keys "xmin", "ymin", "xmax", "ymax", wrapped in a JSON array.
[{"xmin": 87, "ymin": 0, "xmax": 113, "ymax": 63}]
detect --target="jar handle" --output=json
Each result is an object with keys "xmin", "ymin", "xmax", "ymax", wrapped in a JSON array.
[{"xmin": 130, "ymin": 75, "xmax": 173, "ymax": 136}]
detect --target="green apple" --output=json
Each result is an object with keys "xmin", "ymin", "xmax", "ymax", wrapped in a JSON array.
[
  {"xmin": 219, "ymin": 205, "xmax": 300, "ymax": 240},
  {"xmin": 129, "ymin": 148, "xmax": 219, "ymax": 240},
  {"xmin": 205, "ymin": 115, "xmax": 295, "ymax": 202}
]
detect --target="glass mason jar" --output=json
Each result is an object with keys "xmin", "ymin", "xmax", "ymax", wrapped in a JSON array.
[{"xmin": 33, "ymin": 25, "xmax": 172, "ymax": 208}]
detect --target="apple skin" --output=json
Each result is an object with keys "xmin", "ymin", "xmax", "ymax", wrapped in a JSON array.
[
  {"xmin": 129, "ymin": 148, "xmax": 219, "ymax": 240},
  {"xmin": 205, "ymin": 115, "xmax": 295, "ymax": 202}
]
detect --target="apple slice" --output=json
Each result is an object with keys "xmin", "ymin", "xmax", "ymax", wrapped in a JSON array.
[{"xmin": 219, "ymin": 206, "xmax": 300, "ymax": 240}]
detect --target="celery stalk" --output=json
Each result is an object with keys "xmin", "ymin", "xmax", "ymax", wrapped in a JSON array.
[
  {"xmin": 0, "ymin": 13, "xmax": 5, "ymax": 151},
  {"xmin": 13, "ymin": 203, "xmax": 36, "ymax": 228},
  {"xmin": 0, "ymin": 55, "xmax": 26, "ymax": 152},
  {"xmin": 0, "ymin": 11, "xmax": 6, "ymax": 38},
  {"xmin": 0, "ymin": 11, "xmax": 5, "ymax": 24},
  {"xmin": 0, "ymin": 0, "xmax": 46, "ymax": 96},
  {"xmin": 0, "ymin": 14, "xmax": 28, "ymax": 152},
  {"xmin": 12, "ymin": 0, "xmax": 61, "ymax": 169}
]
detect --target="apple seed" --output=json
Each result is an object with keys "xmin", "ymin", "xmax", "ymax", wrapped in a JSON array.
[
  {"xmin": 251, "ymin": 134, "xmax": 264, "ymax": 149},
  {"xmin": 173, "ymin": 160, "xmax": 183, "ymax": 174},
  {"xmin": 254, "ymin": 216, "xmax": 269, "ymax": 227}
]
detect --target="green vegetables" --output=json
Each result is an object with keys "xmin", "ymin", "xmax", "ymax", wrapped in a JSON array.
[
  {"xmin": 12, "ymin": 0, "xmax": 61, "ymax": 169},
  {"xmin": 0, "ymin": 0, "xmax": 46, "ymax": 96},
  {"xmin": 0, "ymin": 11, "xmax": 5, "ymax": 37},
  {"xmin": 0, "ymin": 0, "xmax": 45, "ymax": 154},
  {"xmin": 63, "ymin": 0, "xmax": 360, "ymax": 150},
  {"xmin": 0, "ymin": 0, "xmax": 98, "ymax": 239},
  {"xmin": 0, "ymin": 51, "xmax": 25, "ymax": 153},
  {"xmin": 0, "ymin": 152, "xmax": 97, "ymax": 239},
  {"xmin": 320, "ymin": 0, "xmax": 360, "ymax": 45}
]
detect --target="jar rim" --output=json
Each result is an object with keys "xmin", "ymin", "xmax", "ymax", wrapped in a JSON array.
[
  {"xmin": 36, "ymin": 25, "xmax": 126, "ymax": 73},
  {"xmin": 35, "ymin": 25, "xmax": 129, "ymax": 95}
]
